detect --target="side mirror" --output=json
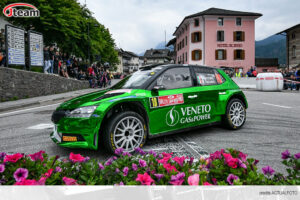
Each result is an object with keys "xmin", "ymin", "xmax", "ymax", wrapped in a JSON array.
[{"xmin": 152, "ymin": 85, "xmax": 165, "ymax": 92}]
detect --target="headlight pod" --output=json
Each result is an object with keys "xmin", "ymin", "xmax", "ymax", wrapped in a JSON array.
[{"xmin": 67, "ymin": 106, "xmax": 98, "ymax": 118}]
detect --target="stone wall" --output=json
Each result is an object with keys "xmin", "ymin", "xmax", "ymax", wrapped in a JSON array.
[{"xmin": 0, "ymin": 67, "xmax": 89, "ymax": 101}]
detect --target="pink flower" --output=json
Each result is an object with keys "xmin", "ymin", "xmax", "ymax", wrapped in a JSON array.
[
  {"xmin": 44, "ymin": 169, "xmax": 53, "ymax": 178},
  {"xmin": 163, "ymin": 163, "xmax": 178, "ymax": 173},
  {"xmin": 135, "ymin": 173, "xmax": 154, "ymax": 185},
  {"xmin": 69, "ymin": 152, "xmax": 86, "ymax": 163},
  {"xmin": 132, "ymin": 163, "xmax": 138, "ymax": 171},
  {"xmin": 223, "ymin": 153, "xmax": 238, "ymax": 169},
  {"xmin": 210, "ymin": 151, "xmax": 222, "ymax": 160},
  {"xmin": 28, "ymin": 150, "xmax": 45, "ymax": 162},
  {"xmin": 4, "ymin": 153, "xmax": 23, "ymax": 163},
  {"xmin": 139, "ymin": 159, "xmax": 147, "ymax": 167},
  {"xmin": 0, "ymin": 164, "xmax": 5, "ymax": 173},
  {"xmin": 63, "ymin": 177, "xmax": 78, "ymax": 185},
  {"xmin": 226, "ymin": 174, "xmax": 239, "ymax": 185},
  {"xmin": 98, "ymin": 163, "xmax": 104, "ymax": 170},
  {"xmin": 262, "ymin": 166, "xmax": 275, "ymax": 176},
  {"xmin": 123, "ymin": 167, "xmax": 129, "ymax": 176},
  {"xmin": 14, "ymin": 168, "xmax": 28, "ymax": 182},
  {"xmin": 169, "ymin": 172, "xmax": 185, "ymax": 185},
  {"xmin": 173, "ymin": 156, "xmax": 185, "ymax": 166},
  {"xmin": 38, "ymin": 177, "xmax": 47, "ymax": 185},
  {"xmin": 295, "ymin": 152, "xmax": 300, "ymax": 159},
  {"xmin": 203, "ymin": 182, "xmax": 212, "ymax": 185},
  {"xmin": 188, "ymin": 174, "xmax": 199, "ymax": 185},
  {"xmin": 14, "ymin": 179, "xmax": 37, "ymax": 185},
  {"xmin": 55, "ymin": 167, "xmax": 62, "ymax": 173},
  {"xmin": 238, "ymin": 152, "xmax": 248, "ymax": 162}
]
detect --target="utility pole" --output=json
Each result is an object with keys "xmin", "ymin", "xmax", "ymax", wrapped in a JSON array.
[{"xmin": 165, "ymin": 30, "xmax": 166, "ymax": 49}]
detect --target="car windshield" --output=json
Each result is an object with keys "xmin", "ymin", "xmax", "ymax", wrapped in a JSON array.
[{"xmin": 111, "ymin": 67, "xmax": 163, "ymax": 89}]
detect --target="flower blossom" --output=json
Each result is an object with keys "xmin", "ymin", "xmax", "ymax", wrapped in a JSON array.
[
  {"xmin": 139, "ymin": 159, "xmax": 147, "ymax": 167},
  {"xmin": 0, "ymin": 164, "xmax": 5, "ymax": 173},
  {"xmin": 173, "ymin": 156, "xmax": 185, "ymax": 166},
  {"xmin": 262, "ymin": 166, "xmax": 275, "ymax": 176},
  {"xmin": 63, "ymin": 177, "xmax": 78, "ymax": 185},
  {"xmin": 295, "ymin": 152, "xmax": 300, "ymax": 159},
  {"xmin": 69, "ymin": 152, "xmax": 86, "ymax": 163},
  {"xmin": 226, "ymin": 174, "xmax": 239, "ymax": 185},
  {"xmin": 281, "ymin": 150, "xmax": 290, "ymax": 159},
  {"xmin": 14, "ymin": 179, "xmax": 37, "ymax": 185},
  {"xmin": 163, "ymin": 163, "xmax": 177, "ymax": 173},
  {"xmin": 123, "ymin": 167, "xmax": 129, "ymax": 176},
  {"xmin": 136, "ymin": 173, "xmax": 154, "ymax": 185},
  {"xmin": 14, "ymin": 168, "xmax": 28, "ymax": 182},
  {"xmin": 28, "ymin": 150, "xmax": 45, "ymax": 162},
  {"xmin": 188, "ymin": 174, "xmax": 199, "ymax": 185},
  {"xmin": 114, "ymin": 148, "xmax": 124, "ymax": 155},
  {"xmin": 98, "ymin": 163, "xmax": 104, "ymax": 170},
  {"xmin": 169, "ymin": 172, "xmax": 185, "ymax": 185},
  {"xmin": 4, "ymin": 153, "xmax": 23, "ymax": 163},
  {"xmin": 154, "ymin": 174, "xmax": 164, "ymax": 181},
  {"xmin": 132, "ymin": 163, "xmax": 138, "ymax": 171}
]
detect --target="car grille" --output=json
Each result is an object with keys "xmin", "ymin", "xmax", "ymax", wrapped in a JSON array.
[{"xmin": 51, "ymin": 110, "xmax": 68, "ymax": 123}]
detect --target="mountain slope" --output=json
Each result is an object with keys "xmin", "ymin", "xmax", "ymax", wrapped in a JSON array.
[{"xmin": 255, "ymin": 35, "xmax": 286, "ymax": 64}]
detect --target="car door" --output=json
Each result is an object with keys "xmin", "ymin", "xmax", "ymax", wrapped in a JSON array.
[
  {"xmin": 147, "ymin": 66, "xmax": 200, "ymax": 135},
  {"xmin": 186, "ymin": 66, "xmax": 224, "ymax": 127}
]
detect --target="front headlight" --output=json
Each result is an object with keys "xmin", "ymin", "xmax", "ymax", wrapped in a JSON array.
[{"xmin": 67, "ymin": 106, "xmax": 98, "ymax": 118}]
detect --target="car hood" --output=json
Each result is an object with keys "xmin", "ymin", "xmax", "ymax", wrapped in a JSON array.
[{"xmin": 57, "ymin": 89, "xmax": 136, "ymax": 110}]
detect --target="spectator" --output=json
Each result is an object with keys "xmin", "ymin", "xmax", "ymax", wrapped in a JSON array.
[
  {"xmin": 60, "ymin": 61, "xmax": 69, "ymax": 78},
  {"xmin": 53, "ymin": 51, "xmax": 60, "ymax": 75},
  {"xmin": 43, "ymin": 47, "xmax": 51, "ymax": 73},
  {"xmin": 49, "ymin": 46, "xmax": 55, "ymax": 74}
]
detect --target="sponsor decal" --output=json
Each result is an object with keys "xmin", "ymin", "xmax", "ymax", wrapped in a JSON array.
[
  {"xmin": 109, "ymin": 95, "xmax": 137, "ymax": 102},
  {"xmin": 166, "ymin": 106, "xmax": 180, "ymax": 126},
  {"xmin": 105, "ymin": 89, "xmax": 132, "ymax": 94},
  {"xmin": 166, "ymin": 104, "xmax": 211, "ymax": 126},
  {"xmin": 3, "ymin": 3, "xmax": 40, "ymax": 17},
  {"xmin": 150, "ymin": 94, "xmax": 184, "ymax": 108}
]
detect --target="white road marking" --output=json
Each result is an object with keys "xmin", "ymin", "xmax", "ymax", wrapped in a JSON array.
[
  {"xmin": 0, "ymin": 103, "xmax": 60, "ymax": 117},
  {"xmin": 262, "ymin": 103, "xmax": 292, "ymax": 109},
  {"xmin": 27, "ymin": 123, "xmax": 54, "ymax": 130}
]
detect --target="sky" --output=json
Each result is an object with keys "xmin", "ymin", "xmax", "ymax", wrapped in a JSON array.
[{"xmin": 79, "ymin": 0, "xmax": 300, "ymax": 54}]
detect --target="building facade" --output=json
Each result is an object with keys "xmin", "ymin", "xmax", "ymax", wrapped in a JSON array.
[
  {"xmin": 142, "ymin": 49, "xmax": 172, "ymax": 65},
  {"xmin": 116, "ymin": 48, "xmax": 140, "ymax": 73},
  {"xmin": 173, "ymin": 8, "xmax": 262, "ymax": 73},
  {"xmin": 277, "ymin": 24, "xmax": 300, "ymax": 69}
]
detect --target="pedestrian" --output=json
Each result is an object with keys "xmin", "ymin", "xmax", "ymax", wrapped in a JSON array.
[
  {"xmin": 49, "ymin": 46, "xmax": 55, "ymax": 74},
  {"xmin": 43, "ymin": 47, "xmax": 51, "ymax": 73}
]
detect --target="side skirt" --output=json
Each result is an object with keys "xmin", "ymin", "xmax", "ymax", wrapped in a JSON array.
[{"xmin": 148, "ymin": 121, "xmax": 221, "ymax": 139}]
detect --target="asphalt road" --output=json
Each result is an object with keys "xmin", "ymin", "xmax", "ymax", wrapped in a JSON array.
[{"xmin": 0, "ymin": 90, "xmax": 299, "ymax": 173}]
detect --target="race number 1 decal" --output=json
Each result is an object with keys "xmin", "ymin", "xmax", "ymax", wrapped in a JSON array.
[
  {"xmin": 150, "ymin": 97, "xmax": 159, "ymax": 108},
  {"xmin": 149, "ymin": 94, "xmax": 184, "ymax": 108}
]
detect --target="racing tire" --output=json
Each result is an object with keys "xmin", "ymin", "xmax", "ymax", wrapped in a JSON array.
[
  {"xmin": 223, "ymin": 98, "xmax": 246, "ymax": 130},
  {"xmin": 103, "ymin": 111, "xmax": 147, "ymax": 154}
]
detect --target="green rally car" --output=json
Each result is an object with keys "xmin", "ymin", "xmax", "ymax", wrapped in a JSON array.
[{"xmin": 51, "ymin": 64, "xmax": 248, "ymax": 153}]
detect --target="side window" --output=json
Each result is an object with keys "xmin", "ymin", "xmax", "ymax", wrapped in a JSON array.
[
  {"xmin": 194, "ymin": 67, "xmax": 225, "ymax": 86},
  {"xmin": 156, "ymin": 67, "xmax": 192, "ymax": 90}
]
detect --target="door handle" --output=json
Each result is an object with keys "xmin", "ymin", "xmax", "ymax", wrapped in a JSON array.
[{"xmin": 188, "ymin": 95, "xmax": 198, "ymax": 99}]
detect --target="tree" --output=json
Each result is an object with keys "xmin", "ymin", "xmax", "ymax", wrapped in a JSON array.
[{"xmin": 0, "ymin": 0, "xmax": 119, "ymax": 66}]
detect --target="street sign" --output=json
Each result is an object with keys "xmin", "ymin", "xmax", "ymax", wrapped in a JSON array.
[
  {"xmin": 28, "ymin": 31, "xmax": 44, "ymax": 67},
  {"xmin": 5, "ymin": 24, "xmax": 25, "ymax": 66}
]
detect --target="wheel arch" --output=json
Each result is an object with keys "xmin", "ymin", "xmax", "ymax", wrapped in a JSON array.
[
  {"xmin": 226, "ymin": 92, "xmax": 248, "ymax": 109},
  {"xmin": 98, "ymin": 101, "xmax": 149, "ymax": 142}
]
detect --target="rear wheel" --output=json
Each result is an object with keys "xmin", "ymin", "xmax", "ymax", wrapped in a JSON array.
[
  {"xmin": 223, "ymin": 98, "xmax": 246, "ymax": 130},
  {"xmin": 103, "ymin": 111, "xmax": 147, "ymax": 153}
]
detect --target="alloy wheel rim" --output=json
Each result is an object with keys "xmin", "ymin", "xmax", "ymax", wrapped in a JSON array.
[
  {"xmin": 229, "ymin": 102, "xmax": 245, "ymax": 127},
  {"xmin": 113, "ymin": 116, "xmax": 144, "ymax": 152}
]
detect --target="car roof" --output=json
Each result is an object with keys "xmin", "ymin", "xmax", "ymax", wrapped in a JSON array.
[{"xmin": 140, "ymin": 64, "xmax": 218, "ymax": 71}]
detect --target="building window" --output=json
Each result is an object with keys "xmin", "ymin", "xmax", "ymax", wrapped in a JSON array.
[
  {"xmin": 236, "ymin": 17, "xmax": 242, "ymax": 26},
  {"xmin": 215, "ymin": 49, "xmax": 227, "ymax": 60},
  {"xmin": 192, "ymin": 49, "xmax": 202, "ymax": 60},
  {"xmin": 182, "ymin": 39, "xmax": 184, "ymax": 48},
  {"xmin": 234, "ymin": 31, "xmax": 245, "ymax": 41},
  {"xmin": 182, "ymin": 53, "xmax": 184, "ymax": 64},
  {"xmin": 234, "ymin": 49, "xmax": 245, "ymax": 60},
  {"xmin": 218, "ymin": 17, "xmax": 224, "ymax": 26},
  {"xmin": 177, "ymin": 44, "xmax": 180, "ymax": 51},
  {"xmin": 292, "ymin": 46, "xmax": 296, "ymax": 58},
  {"xmin": 185, "ymin": 36, "xmax": 187, "ymax": 45},
  {"xmin": 291, "ymin": 32, "xmax": 296, "ymax": 39},
  {"xmin": 191, "ymin": 32, "xmax": 202, "ymax": 43},
  {"xmin": 217, "ymin": 31, "xmax": 224, "ymax": 41},
  {"xmin": 185, "ymin": 52, "xmax": 187, "ymax": 62},
  {"xmin": 194, "ymin": 18, "xmax": 199, "ymax": 27}
]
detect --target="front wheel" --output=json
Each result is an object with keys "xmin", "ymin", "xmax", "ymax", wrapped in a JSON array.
[
  {"xmin": 223, "ymin": 98, "xmax": 246, "ymax": 130},
  {"xmin": 103, "ymin": 111, "xmax": 147, "ymax": 154}
]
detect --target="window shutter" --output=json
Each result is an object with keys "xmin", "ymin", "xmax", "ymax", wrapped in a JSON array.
[
  {"xmin": 192, "ymin": 51, "xmax": 195, "ymax": 60},
  {"xmin": 221, "ymin": 31, "xmax": 224, "ymax": 41},
  {"xmin": 242, "ymin": 32, "xmax": 245, "ymax": 41},
  {"xmin": 223, "ymin": 50, "xmax": 227, "ymax": 60},
  {"xmin": 234, "ymin": 50, "xmax": 237, "ymax": 59},
  {"xmin": 215, "ymin": 50, "xmax": 218, "ymax": 60},
  {"xmin": 191, "ymin": 33, "xmax": 194, "ymax": 43},
  {"xmin": 199, "ymin": 50, "xmax": 202, "ymax": 60},
  {"xmin": 233, "ymin": 32, "xmax": 236, "ymax": 41},
  {"xmin": 242, "ymin": 50, "xmax": 245, "ymax": 60},
  {"xmin": 200, "ymin": 32, "xmax": 202, "ymax": 42}
]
